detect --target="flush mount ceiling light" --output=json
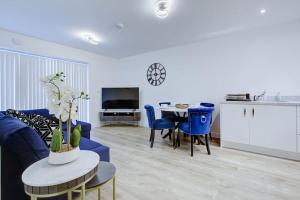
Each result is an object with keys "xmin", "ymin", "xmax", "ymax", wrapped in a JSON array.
[
  {"xmin": 154, "ymin": 0, "xmax": 169, "ymax": 18},
  {"xmin": 80, "ymin": 32, "xmax": 101, "ymax": 45},
  {"xmin": 260, "ymin": 8, "xmax": 267, "ymax": 15}
]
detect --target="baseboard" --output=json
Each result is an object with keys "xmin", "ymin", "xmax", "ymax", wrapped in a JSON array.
[
  {"xmin": 221, "ymin": 140, "xmax": 300, "ymax": 161},
  {"xmin": 91, "ymin": 122, "xmax": 100, "ymax": 128}
]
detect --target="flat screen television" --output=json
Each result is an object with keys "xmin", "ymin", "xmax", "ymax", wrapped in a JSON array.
[{"xmin": 102, "ymin": 87, "xmax": 139, "ymax": 109}]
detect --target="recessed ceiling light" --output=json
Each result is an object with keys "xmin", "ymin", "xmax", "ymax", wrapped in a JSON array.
[
  {"xmin": 260, "ymin": 8, "xmax": 267, "ymax": 15},
  {"xmin": 154, "ymin": 0, "xmax": 169, "ymax": 18},
  {"xmin": 80, "ymin": 32, "xmax": 101, "ymax": 45}
]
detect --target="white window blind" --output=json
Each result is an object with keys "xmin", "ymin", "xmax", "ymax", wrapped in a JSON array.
[{"xmin": 0, "ymin": 49, "xmax": 89, "ymax": 121}]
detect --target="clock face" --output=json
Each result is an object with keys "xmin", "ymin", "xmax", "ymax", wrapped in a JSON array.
[{"xmin": 147, "ymin": 63, "xmax": 166, "ymax": 86}]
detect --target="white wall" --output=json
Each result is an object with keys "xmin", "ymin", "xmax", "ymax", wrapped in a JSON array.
[
  {"xmin": 1, "ymin": 19, "xmax": 300, "ymax": 135},
  {"xmin": 0, "ymin": 29, "xmax": 118, "ymax": 127},
  {"xmin": 112, "ymin": 20, "xmax": 300, "ymax": 137}
]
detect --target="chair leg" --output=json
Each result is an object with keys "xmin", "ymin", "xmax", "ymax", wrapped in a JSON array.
[
  {"xmin": 191, "ymin": 136, "xmax": 194, "ymax": 157},
  {"xmin": 205, "ymin": 134, "xmax": 211, "ymax": 155},
  {"xmin": 161, "ymin": 130, "xmax": 163, "ymax": 135},
  {"xmin": 194, "ymin": 136, "xmax": 201, "ymax": 145},
  {"xmin": 149, "ymin": 129, "xmax": 153, "ymax": 142},
  {"xmin": 209, "ymin": 131, "xmax": 213, "ymax": 141},
  {"xmin": 172, "ymin": 128, "xmax": 176, "ymax": 149},
  {"xmin": 150, "ymin": 129, "xmax": 155, "ymax": 148},
  {"xmin": 162, "ymin": 129, "xmax": 171, "ymax": 139},
  {"xmin": 177, "ymin": 130, "xmax": 181, "ymax": 147}
]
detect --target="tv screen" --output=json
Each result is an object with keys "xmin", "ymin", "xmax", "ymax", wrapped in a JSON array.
[{"xmin": 102, "ymin": 87, "xmax": 139, "ymax": 109}]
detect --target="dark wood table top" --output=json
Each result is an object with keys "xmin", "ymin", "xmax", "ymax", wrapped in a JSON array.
[{"xmin": 85, "ymin": 161, "xmax": 116, "ymax": 189}]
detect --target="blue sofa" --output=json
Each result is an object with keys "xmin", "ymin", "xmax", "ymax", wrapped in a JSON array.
[{"xmin": 0, "ymin": 109, "xmax": 109, "ymax": 200}]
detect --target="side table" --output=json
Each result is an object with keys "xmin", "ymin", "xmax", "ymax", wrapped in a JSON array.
[
  {"xmin": 74, "ymin": 161, "xmax": 116, "ymax": 200},
  {"xmin": 22, "ymin": 150, "xmax": 99, "ymax": 200}
]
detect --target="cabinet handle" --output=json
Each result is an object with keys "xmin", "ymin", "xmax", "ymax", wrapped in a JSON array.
[
  {"xmin": 252, "ymin": 108, "xmax": 255, "ymax": 117},
  {"xmin": 244, "ymin": 108, "xmax": 246, "ymax": 117}
]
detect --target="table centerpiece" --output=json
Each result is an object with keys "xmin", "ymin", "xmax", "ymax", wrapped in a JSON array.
[{"xmin": 41, "ymin": 72, "xmax": 89, "ymax": 164}]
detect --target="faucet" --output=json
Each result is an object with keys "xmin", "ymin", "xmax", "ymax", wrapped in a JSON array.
[{"xmin": 254, "ymin": 90, "xmax": 266, "ymax": 101}]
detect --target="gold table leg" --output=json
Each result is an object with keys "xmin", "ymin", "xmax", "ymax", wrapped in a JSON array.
[
  {"xmin": 113, "ymin": 176, "xmax": 116, "ymax": 200},
  {"xmin": 98, "ymin": 187, "xmax": 101, "ymax": 200},
  {"xmin": 68, "ymin": 191, "xmax": 72, "ymax": 200},
  {"xmin": 81, "ymin": 184, "xmax": 86, "ymax": 200}
]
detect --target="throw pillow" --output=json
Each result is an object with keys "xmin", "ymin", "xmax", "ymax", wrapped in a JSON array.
[
  {"xmin": 28, "ymin": 114, "xmax": 61, "ymax": 147},
  {"xmin": 6, "ymin": 109, "xmax": 31, "ymax": 126}
]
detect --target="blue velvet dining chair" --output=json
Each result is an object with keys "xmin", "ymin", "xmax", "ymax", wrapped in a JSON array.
[
  {"xmin": 178, "ymin": 107, "xmax": 214, "ymax": 156},
  {"xmin": 159, "ymin": 102, "xmax": 176, "ymax": 137},
  {"xmin": 144, "ymin": 105, "xmax": 176, "ymax": 148},
  {"xmin": 200, "ymin": 102, "xmax": 215, "ymax": 141},
  {"xmin": 159, "ymin": 102, "xmax": 172, "ymax": 119}
]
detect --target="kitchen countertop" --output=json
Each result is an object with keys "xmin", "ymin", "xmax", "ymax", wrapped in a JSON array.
[{"xmin": 221, "ymin": 101, "xmax": 300, "ymax": 106}]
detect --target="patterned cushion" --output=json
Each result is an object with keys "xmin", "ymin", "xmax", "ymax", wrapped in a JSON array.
[
  {"xmin": 6, "ymin": 109, "xmax": 31, "ymax": 126},
  {"xmin": 28, "ymin": 114, "xmax": 60, "ymax": 147},
  {"xmin": 5, "ymin": 109, "xmax": 63, "ymax": 147}
]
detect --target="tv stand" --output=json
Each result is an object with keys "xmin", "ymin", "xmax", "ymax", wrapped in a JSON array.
[{"xmin": 99, "ymin": 109, "xmax": 141, "ymax": 126}]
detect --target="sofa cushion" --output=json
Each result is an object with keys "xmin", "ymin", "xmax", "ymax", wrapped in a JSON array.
[
  {"xmin": 0, "ymin": 115, "xmax": 29, "ymax": 142},
  {"xmin": 79, "ymin": 137, "xmax": 110, "ymax": 162},
  {"xmin": 0, "ymin": 116, "xmax": 50, "ymax": 200},
  {"xmin": 0, "ymin": 112, "xmax": 4, "ymax": 117},
  {"xmin": 62, "ymin": 120, "xmax": 91, "ymax": 139},
  {"xmin": 29, "ymin": 114, "xmax": 60, "ymax": 147},
  {"xmin": 80, "ymin": 137, "xmax": 102, "ymax": 150},
  {"xmin": 0, "ymin": 116, "xmax": 49, "ymax": 167}
]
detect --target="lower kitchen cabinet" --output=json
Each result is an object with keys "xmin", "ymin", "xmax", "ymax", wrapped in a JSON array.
[
  {"xmin": 249, "ymin": 105, "xmax": 296, "ymax": 152},
  {"xmin": 220, "ymin": 104, "xmax": 250, "ymax": 144},
  {"xmin": 221, "ymin": 102, "xmax": 299, "ymax": 160}
]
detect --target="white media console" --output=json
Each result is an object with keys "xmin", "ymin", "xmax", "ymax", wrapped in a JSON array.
[{"xmin": 99, "ymin": 109, "xmax": 141, "ymax": 126}]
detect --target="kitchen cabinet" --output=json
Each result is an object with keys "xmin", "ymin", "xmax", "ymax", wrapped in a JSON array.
[
  {"xmin": 249, "ymin": 105, "xmax": 296, "ymax": 152},
  {"xmin": 220, "ymin": 104, "xmax": 250, "ymax": 144},
  {"xmin": 221, "ymin": 102, "xmax": 299, "ymax": 160}
]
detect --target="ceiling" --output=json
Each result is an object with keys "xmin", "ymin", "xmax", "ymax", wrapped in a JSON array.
[{"xmin": 0, "ymin": 0, "xmax": 300, "ymax": 58}]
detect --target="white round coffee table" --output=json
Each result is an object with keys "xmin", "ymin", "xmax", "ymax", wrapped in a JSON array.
[{"xmin": 22, "ymin": 150, "xmax": 100, "ymax": 200}]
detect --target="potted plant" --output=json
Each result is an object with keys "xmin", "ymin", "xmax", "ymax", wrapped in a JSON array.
[{"xmin": 41, "ymin": 72, "xmax": 89, "ymax": 164}]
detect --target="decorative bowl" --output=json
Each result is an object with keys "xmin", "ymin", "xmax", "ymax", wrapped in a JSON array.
[
  {"xmin": 175, "ymin": 104, "xmax": 189, "ymax": 109},
  {"xmin": 48, "ymin": 146, "xmax": 80, "ymax": 165}
]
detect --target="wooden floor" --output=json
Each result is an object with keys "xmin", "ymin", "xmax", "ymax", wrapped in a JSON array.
[{"xmin": 81, "ymin": 126, "xmax": 300, "ymax": 200}]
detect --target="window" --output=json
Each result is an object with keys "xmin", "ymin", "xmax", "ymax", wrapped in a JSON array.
[{"xmin": 0, "ymin": 48, "xmax": 89, "ymax": 121}]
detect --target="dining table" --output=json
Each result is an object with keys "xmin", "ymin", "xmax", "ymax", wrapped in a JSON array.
[
  {"xmin": 159, "ymin": 106, "xmax": 189, "ymax": 113},
  {"xmin": 157, "ymin": 105, "xmax": 206, "ymax": 146}
]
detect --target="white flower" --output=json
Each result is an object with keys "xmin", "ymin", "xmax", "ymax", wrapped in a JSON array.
[
  {"xmin": 41, "ymin": 72, "xmax": 88, "ymax": 123},
  {"xmin": 41, "ymin": 72, "xmax": 89, "ymax": 146}
]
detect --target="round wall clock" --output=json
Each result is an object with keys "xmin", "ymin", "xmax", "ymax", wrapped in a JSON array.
[{"xmin": 146, "ymin": 63, "xmax": 166, "ymax": 86}]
